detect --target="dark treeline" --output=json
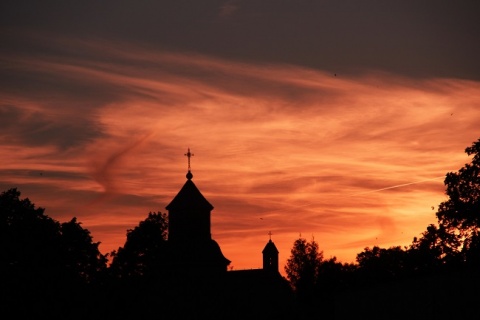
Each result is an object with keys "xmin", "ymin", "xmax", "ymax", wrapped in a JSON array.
[
  {"xmin": 284, "ymin": 138, "xmax": 480, "ymax": 319},
  {"xmin": 1, "ymin": 138, "xmax": 480, "ymax": 319}
]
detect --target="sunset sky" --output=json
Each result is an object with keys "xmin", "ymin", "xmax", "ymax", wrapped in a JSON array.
[{"xmin": 1, "ymin": 1, "xmax": 480, "ymax": 274}]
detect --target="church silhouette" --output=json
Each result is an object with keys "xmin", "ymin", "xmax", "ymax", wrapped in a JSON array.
[
  {"xmin": 160, "ymin": 149, "xmax": 293, "ymax": 317},
  {"xmin": 166, "ymin": 149, "xmax": 285, "ymax": 275}
]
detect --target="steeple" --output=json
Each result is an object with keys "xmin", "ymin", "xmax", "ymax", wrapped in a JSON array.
[
  {"xmin": 166, "ymin": 148, "xmax": 230, "ymax": 273},
  {"xmin": 166, "ymin": 148, "xmax": 213, "ymax": 242},
  {"xmin": 262, "ymin": 233, "xmax": 279, "ymax": 273}
]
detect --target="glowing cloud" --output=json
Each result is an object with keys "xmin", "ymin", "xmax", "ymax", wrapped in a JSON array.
[{"xmin": 1, "ymin": 35, "xmax": 479, "ymax": 274}]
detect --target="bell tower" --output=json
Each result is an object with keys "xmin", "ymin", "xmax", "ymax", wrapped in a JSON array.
[
  {"xmin": 262, "ymin": 232, "xmax": 279, "ymax": 273},
  {"xmin": 166, "ymin": 149, "xmax": 212, "ymax": 243},
  {"xmin": 166, "ymin": 148, "xmax": 230, "ymax": 273}
]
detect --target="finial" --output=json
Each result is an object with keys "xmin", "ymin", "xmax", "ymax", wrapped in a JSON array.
[
  {"xmin": 184, "ymin": 148, "xmax": 194, "ymax": 179},
  {"xmin": 268, "ymin": 231, "xmax": 272, "ymax": 241}
]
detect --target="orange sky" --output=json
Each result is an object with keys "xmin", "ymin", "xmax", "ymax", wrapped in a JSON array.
[{"xmin": 1, "ymin": 2, "xmax": 480, "ymax": 276}]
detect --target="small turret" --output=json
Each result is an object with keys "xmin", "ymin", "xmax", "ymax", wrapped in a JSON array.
[{"xmin": 262, "ymin": 232, "xmax": 279, "ymax": 273}]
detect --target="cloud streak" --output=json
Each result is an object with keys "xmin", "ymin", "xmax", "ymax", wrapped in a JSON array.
[
  {"xmin": 1, "ymin": 34, "xmax": 479, "ymax": 274},
  {"xmin": 349, "ymin": 176, "xmax": 446, "ymax": 196}
]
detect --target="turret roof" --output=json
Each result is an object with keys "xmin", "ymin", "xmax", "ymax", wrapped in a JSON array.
[
  {"xmin": 262, "ymin": 239, "xmax": 279, "ymax": 254},
  {"xmin": 165, "ymin": 171, "xmax": 214, "ymax": 211}
]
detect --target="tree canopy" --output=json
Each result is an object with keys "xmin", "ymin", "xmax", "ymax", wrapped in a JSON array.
[
  {"xmin": 436, "ymin": 138, "xmax": 480, "ymax": 265},
  {"xmin": 284, "ymin": 236, "xmax": 323, "ymax": 301},
  {"xmin": 109, "ymin": 211, "xmax": 169, "ymax": 279},
  {"xmin": 0, "ymin": 188, "xmax": 106, "ymax": 287}
]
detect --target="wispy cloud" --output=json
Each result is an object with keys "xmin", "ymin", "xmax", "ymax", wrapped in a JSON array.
[{"xmin": 1, "ymin": 35, "xmax": 479, "ymax": 272}]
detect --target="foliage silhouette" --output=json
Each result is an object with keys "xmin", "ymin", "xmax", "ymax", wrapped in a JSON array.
[
  {"xmin": 408, "ymin": 223, "xmax": 460, "ymax": 273},
  {"xmin": 436, "ymin": 138, "xmax": 480, "ymax": 266},
  {"xmin": 60, "ymin": 217, "xmax": 108, "ymax": 283},
  {"xmin": 1, "ymin": 188, "xmax": 60, "ymax": 283},
  {"xmin": 109, "ymin": 211, "xmax": 169, "ymax": 280},
  {"xmin": 1, "ymin": 188, "xmax": 106, "ymax": 285},
  {"xmin": 0, "ymin": 188, "xmax": 107, "ymax": 318},
  {"xmin": 284, "ymin": 236, "xmax": 323, "ymax": 302},
  {"xmin": 355, "ymin": 245, "xmax": 416, "ymax": 286},
  {"xmin": 317, "ymin": 257, "xmax": 357, "ymax": 292}
]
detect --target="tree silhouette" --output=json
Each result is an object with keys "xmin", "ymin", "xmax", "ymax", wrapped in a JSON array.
[
  {"xmin": 0, "ymin": 188, "xmax": 107, "ymax": 318},
  {"xmin": 356, "ymin": 245, "xmax": 408, "ymax": 283},
  {"xmin": 1, "ymin": 188, "xmax": 61, "ymax": 285},
  {"xmin": 436, "ymin": 138, "xmax": 480, "ymax": 265},
  {"xmin": 317, "ymin": 256, "xmax": 357, "ymax": 291},
  {"xmin": 60, "ymin": 217, "xmax": 108, "ymax": 283},
  {"xmin": 284, "ymin": 237, "xmax": 323, "ymax": 302},
  {"xmin": 408, "ymin": 223, "xmax": 461, "ymax": 273},
  {"xmin": 109, "ymin": 211, "xmax": 169, "ymax": 279}
]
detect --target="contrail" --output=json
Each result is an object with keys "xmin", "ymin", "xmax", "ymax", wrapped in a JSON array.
[
  {"xmin": 350, "ymin": 176, "xmax": 445, "ymax": 196},
  {"xmin": 228, "ymin": 175, "xmax": 447, "ymax": 218}
]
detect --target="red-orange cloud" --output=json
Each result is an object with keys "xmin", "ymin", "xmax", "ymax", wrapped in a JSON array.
[{"xmin": 1, "ymin": 36, "xmax": 479, "ymax": 275}]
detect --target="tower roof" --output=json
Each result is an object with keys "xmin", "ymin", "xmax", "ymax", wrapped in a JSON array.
[
  {"xmin": 262, "ymin": 239, "xmax": 279, "ymax": 254},
  {"xmin": 165, "ymin": 171, "xmax": 214, "ymax": 211}
]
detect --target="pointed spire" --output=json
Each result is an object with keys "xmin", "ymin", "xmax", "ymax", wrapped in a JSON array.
[
  {"xmin": 262, "ymin": 233, "xmax": 279, "ymax": 272},
  {"xmin": 166, "ymin": 148, "xmax": 213, "ymax": 212}
]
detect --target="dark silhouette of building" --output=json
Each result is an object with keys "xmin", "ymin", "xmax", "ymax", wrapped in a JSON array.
[
  {"xmin": 162, "ymin": 149, "xmax": 293, "ymax": 318},
  {"xmin": 166, "ymin": 163, "xmax": 230, "ymax": 276},
  {"xmin": 263, "ymin": 235, "xmax": 280, "ymax": 272},
  {"xmin": 165, "ymin": 148, "xmax": 285, "ymax": 278}
]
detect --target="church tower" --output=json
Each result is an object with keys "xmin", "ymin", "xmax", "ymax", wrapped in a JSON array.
[
  {"xmin": 262, "ymin": 233, "xmax": 279, "ymax": 273},
  {"xmin": 166, "ymin": 149, "xmax": 212, "ymax": 244},
  {"xmin": 166, "ymin": 149, "xmax": 230, "ymax": 274}
]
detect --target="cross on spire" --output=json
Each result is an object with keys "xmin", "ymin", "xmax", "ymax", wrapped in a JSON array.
[
  {"xmin": 268, "ymin": 231, "xmax": 272, "ymax": 240},
  {"xmin": 184, "ymin": 148, "xmax": 194, "ymax": 171},
  {"xmin": 184, "ymin": 148, "xmax": 195, "ymax": 180}
]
